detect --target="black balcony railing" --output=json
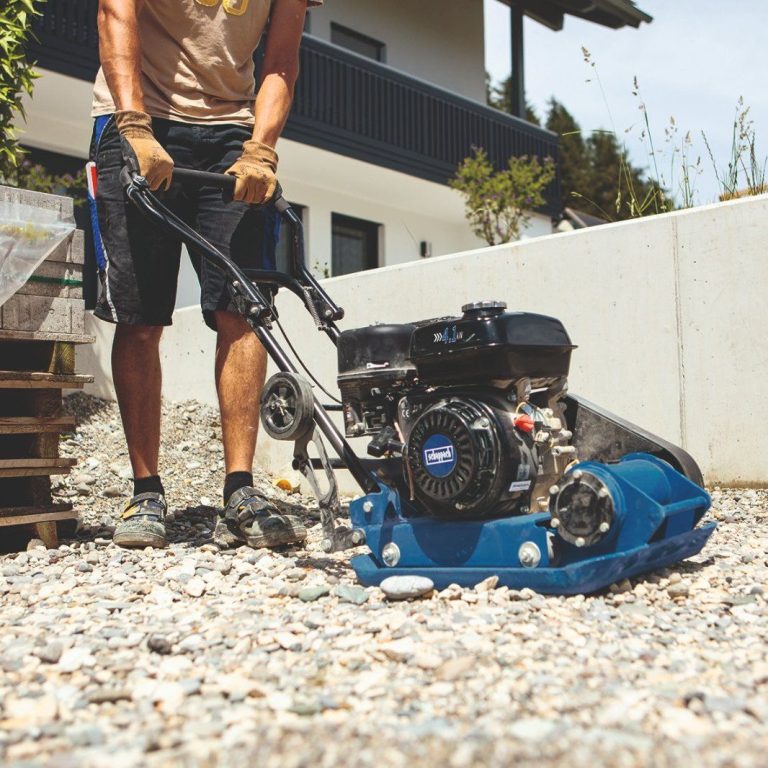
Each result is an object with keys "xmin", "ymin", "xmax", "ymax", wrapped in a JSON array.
[{"xmin": 28, "ymin": 0, "xmax": 560, "ymax": 210}]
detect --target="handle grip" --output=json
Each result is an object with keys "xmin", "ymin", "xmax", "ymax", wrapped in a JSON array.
[
  {"xmin": 171, "ymin": 167, "xmax": 236, "ymax": 192},
  {"xmin": 121, "ymin": 166, "xmax": 285, "ymax": 208}
]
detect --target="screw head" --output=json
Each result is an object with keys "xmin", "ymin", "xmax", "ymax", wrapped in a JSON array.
[
  {"xmin": 575, "ymin": 537, "xmax": 586, "ymax": 548},
  {"xmin": 350, "ymin": 529, "xmax": 365, "ymax": 545},
  {"xmin": 572, "ymin": 470, "xmax": 584, "ymax": 481},
  {"xmin": 598, "ymin": 487, "xmax": 610, "ymax": 499},
  {"xmin": 362, "ymin": 500, "xmax": 374, "ymax": 513},
  {"xmin": 518, "ymin": 541, "xmax": 542, "ymax": 568},
  {"xmin": 549, "ymin": 485, "xmax": 560, "ymax": 496},
  {"xmin": 599, "ymin": 522, "xmax": 611, "ymax": 533},
  {"xmin": 551, "ymin": 518, "xmax": 560, "ymax": 529},
  {"xmin": 381, "ymin": 542, "xmax": 401, "ymax": 567}
]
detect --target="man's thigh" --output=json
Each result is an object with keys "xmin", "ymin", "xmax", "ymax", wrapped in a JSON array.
[
  {"xmin": 189, "ymin": 124, "xmax": 279, "ymax": 330},
  {"xmin": 91, "ymin": 117, "xmax": 187, "ymax": 326}
]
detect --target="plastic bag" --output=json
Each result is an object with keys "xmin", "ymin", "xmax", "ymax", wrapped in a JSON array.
[{"xmin": 0, "ymin": 199, "xmax": 76, "ymax": 308}]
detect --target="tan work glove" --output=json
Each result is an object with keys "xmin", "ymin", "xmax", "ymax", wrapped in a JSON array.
[
  {"xmin": 225, "ymin": 140, "xmax": 278, "ymax": 205},
  {"xmin": 115, "ymin": 110, "xmax": 174, "ymax": 191}
]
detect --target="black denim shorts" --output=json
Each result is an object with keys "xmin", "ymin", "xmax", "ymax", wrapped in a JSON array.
[{"xmin": 89, "ymin": 116, "xmax": 279, "ymax": 330}]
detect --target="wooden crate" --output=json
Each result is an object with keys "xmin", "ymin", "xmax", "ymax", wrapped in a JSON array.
[
  {"xmin": 0, "ymin": 351, "xmax": 93, "ymax": 548},
  {"xmin": 1, "ymin": 186, "xmax": 95, "ymax": 548}
]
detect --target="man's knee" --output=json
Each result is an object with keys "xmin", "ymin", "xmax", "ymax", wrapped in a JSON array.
[
  {"xmin": 114, "ymin": 323, "xmax": 164, "ymax": 348},
  {"xmin": 214, "ymin": 310, "xmax": 251, "ymax": 339}
]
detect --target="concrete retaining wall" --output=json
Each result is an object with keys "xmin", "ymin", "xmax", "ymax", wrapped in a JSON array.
[{"xmin": 79, "ymin": 193, "xmax": 768, "ymax": 487}]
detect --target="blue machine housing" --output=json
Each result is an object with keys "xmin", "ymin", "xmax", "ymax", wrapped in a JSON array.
[{"xmin": 350, "ymin": 453, "xmax": 715, "ymax": 595}]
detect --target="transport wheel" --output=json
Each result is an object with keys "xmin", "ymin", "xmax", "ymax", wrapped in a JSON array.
[{"xmin": 260, "ymin": 372, "xmax": 315, "ymax": 441}]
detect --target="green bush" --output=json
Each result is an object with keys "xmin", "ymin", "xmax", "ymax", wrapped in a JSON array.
[
  {"xmin": 450, "ymin": 147, "xmax": 555, "ymax": 246},
  {"xmin": 0, "ymin": 0, "xmax": 43, "ymax": 183}
]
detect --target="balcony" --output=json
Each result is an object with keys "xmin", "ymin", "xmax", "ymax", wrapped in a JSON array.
[{"xmin": 28, "ymin": 0, "xmax": 560, "ymax": 209}]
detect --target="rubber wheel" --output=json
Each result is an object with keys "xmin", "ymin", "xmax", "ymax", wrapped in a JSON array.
[{"xmin": 260, "ymin": 372, "xmax": 315, "ymax": 441}]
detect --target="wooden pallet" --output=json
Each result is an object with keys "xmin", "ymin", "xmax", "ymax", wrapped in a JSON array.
[{"xmin": 0, "ymin": 335, "xmax": 90, "ymax": 549}]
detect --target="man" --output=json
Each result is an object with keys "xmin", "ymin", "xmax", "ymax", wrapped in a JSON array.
[{"xmin": 90, "ymin": 0, "xmax": 320, "ymax": 549}]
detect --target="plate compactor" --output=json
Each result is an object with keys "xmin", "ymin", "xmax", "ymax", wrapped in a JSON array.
[{"xmin": 124, "ymin": 168, "xmax": 715, "ymax": 595}]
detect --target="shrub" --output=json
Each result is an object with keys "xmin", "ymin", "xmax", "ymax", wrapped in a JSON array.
[
  {"xmin": 0, "ymin": 0, "xmax": 43, "ymax": 183},
  {"xmin": 450, "ymin": 147, "xmax": 555, "ymax": 246}
]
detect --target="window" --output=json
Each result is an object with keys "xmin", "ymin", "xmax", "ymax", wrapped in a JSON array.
[
  {"xmin": 274, "ymin": 203, "xmax": 306, "ymax": 275},
  {"xmin": 330, "ymin": 23, "xmax": 386, "ymax": 62},
  {"xmin": 332, "ymin": 214, "xmax": 380, "ymax": 276}
]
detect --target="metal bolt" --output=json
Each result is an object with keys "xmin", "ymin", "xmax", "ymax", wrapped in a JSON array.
[
  {"xmin": 572, "ymin": 470, "xmax": 584, "ymax": 481},
  {"xmin": 350, "ymin": 529, "xmax": 366, "ymax": 545},
  {"xmin": 598, "ymin": 487, "xmax": 610, "ymax": 499},
  {"xmin": 381, "ymin": 542, "xmax": 401, "ymax": 567},
  {"xmin": 549, "ymin": 485, "xmax": 560, "ymax": 496},
  {"xmin": 599, "ymin": 522, "xmax": 611, "ymax": 533},
  {"xmin": 575, "ymin": 537, "xmax": 586, "ymax": 548},
  {"xmin": 362, "ymin": 500, "xmax": 374, "ymax": 513},
  {"xmin": 249, "ymin": 306, "xmax": 259, "ymax": 315},
  {"xmin": 551, "ymin": 518, "xmax": 560, "ymax": 528},
  {"xmin": 518, "ymin": 541, "xmax": 542, "ymax": 568},
  {"xmin": 232, "ymin": 280, "xmax": 241, "ymax": 289}
]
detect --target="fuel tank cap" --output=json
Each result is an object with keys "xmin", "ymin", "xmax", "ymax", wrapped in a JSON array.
[{"xmin": 461, "ymin": 300, "xmax": 507, "ymax": 317}]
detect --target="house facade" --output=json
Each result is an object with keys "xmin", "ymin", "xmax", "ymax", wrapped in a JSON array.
[{"xmin": 19, "ymin": 0, "xmax": 560, "ymax": 309}]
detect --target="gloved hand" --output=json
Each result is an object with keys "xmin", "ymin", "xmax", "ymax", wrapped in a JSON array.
[
  {"xmin": 225, "ymin": 140, "xmax": 278, "ymax": 205},
  {"xmin": 115, "ymin": 110, "xmax": 174, "ymax": 191}
]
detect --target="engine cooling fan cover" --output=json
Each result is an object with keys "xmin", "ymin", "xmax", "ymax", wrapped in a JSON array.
[{"xmin": 406, "ymin": 398, "xmax": 501, "ymax": 518}]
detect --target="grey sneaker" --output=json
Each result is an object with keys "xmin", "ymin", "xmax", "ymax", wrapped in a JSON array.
[
  {"xmin": 113, "ymin": 492, "xmax": 167, "ymax": 549},
  {"xmin": 214, "ymin": 486, "xmax": 307, "ymax": 549}
]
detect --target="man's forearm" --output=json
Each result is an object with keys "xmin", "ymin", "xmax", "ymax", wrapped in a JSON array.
[
  {"xmin": 252, "ymin": 68, "xmax": 298, "ymax": 148},
  {"xmin": 97, "ymin": 0, "xmax": 146, "ymax": 111}
]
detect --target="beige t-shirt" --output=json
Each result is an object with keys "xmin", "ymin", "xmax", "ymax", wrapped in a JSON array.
[{"xmin": 92, "ymin": 0, "xmax": 321, "ymax": 125}]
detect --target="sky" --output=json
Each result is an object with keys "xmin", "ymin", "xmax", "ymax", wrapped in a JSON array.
[{"xmin": 484, "ymin": 0, "xmax": 768, "ymax": 206}]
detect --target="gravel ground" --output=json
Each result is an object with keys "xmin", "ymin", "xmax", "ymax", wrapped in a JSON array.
[{"xmin": 0, "ymin": 393, "xmax": 766, "ymax": 767}]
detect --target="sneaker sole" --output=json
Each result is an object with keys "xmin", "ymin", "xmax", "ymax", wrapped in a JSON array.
[
  {"xmin": 245, "ymin": 525, "xmax": 308, "ymax": 549},
  {"xmin": 113, "ymin": 531, "xmax": 167, "ymax": 549}
]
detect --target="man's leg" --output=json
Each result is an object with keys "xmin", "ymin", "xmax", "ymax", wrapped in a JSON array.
[
  {"xmin": 112, "ymin": 324, "xmax": 164, "ymax": 479},
  {"xmin": 212, "ymin": 309, "xmax": 307, "ymax": 549},
  {"xmin": 111, "ymin": 324, "xmax": 169, "ymax": 549},
  {"xmin": 214, "ymin": 310, "xmax": 267, "ymax": 477}
]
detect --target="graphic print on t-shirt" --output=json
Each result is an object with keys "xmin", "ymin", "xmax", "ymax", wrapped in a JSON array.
[{"xmin": 195, "ymin": 0, "xmax": 251, "ymax": 16}]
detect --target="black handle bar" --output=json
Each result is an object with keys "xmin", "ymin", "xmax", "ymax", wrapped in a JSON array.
[{"xmin": 168, "ymin": 167, "xmax": 290, "ymax": 212}]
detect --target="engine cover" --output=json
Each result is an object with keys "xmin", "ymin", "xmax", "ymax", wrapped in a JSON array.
[{"xmin": 405, "ymin": 397, "xmax": 537, "ymax": 519}]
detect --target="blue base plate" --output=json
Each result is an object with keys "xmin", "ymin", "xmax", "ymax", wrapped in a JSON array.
[{"xmin": 351, "ymin": 523, "xmax": 716, "ymax": 595}]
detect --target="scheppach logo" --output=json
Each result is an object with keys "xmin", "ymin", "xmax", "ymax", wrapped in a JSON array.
[{"xmin": 424, "ymin": 445, "xmax": 455, "ymax": 466}]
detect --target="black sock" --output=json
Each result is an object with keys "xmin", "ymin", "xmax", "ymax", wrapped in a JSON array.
[
  {"xmin": 133, "ymin": 475, "xmax": 164, "ymax": 497},
  {"xmin": 224, "ymin": 471, "xmax": 253, "ymax": 505}
]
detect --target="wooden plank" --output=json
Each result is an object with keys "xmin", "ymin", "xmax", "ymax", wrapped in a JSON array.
[
  {"xmin": 0, "ymin": 458, "xmax": 75, "ymax": 478},
  {"xmin": 0, "ymin": 459, "xmax": 76, "ymax": 470},
  {"xmin": 0, "ymin": 329, "xmax": 94, "ymax": 344},
  {"xmin": 0, "ymin": 505, "xmax": 76, "ymax": 528},
  {"xmin": 0, "ymin": 371, "xmax": 92, "ymax": 389},
  {"xmin": 0, "ymin": 467, "xmax": 73, "ymax": 478},
  {"xmin": 0, "ymin": 416, "xmax": 76, "ymax": 434}
]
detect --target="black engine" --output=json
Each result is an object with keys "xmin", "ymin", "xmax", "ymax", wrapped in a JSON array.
[{"xmin": 337, "ymin": 301, "xmax": 578, "ymax": 520}]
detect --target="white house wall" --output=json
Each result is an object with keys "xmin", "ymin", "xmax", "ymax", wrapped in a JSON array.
[{"xmin": 308, "ymin": 0, "xmax": 487, "ymax": 104}]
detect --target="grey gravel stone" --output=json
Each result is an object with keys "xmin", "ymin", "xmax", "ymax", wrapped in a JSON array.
[
  {"xmin": 36, "ymin": 641, "xmax": 63, "ymax": 664},
  {"xmin": 334, "ymin": 584, "xmax": 369, "ymax": 605},
  {"xmin": 298, "ymin": 585, "xmax": 330, "ymax": 602},
  {"xmin": 380, "ymin": 575, "xmax": 434, "ymax": 600}
]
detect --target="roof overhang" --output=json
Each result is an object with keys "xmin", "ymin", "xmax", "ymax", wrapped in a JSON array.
[{"xmin": 498, "ymin": 0, "xmax": 652, "ymax": 31}]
